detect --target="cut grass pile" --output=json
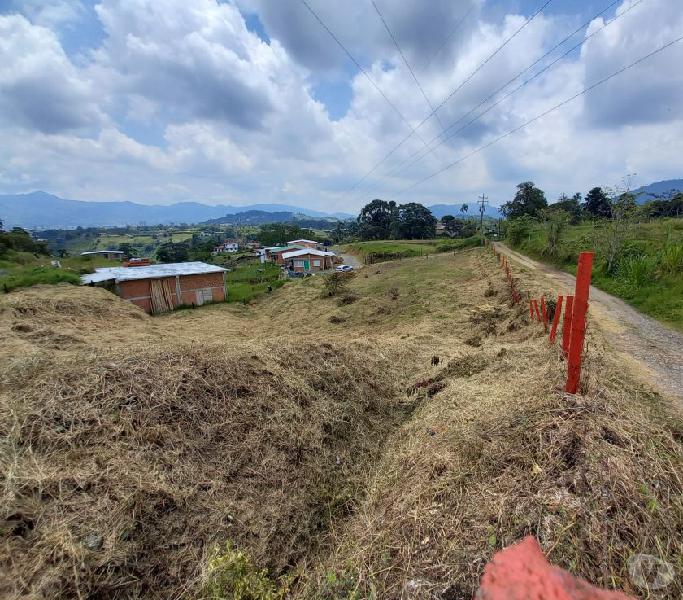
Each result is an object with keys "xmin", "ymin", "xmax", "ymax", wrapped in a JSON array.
[
  {"xmin": 0, "ymin": 340, "xmax": 412, "ymax": 598},
  {"xmin": 0, "ymin": 248, "xmax": 680, "ymax": 599}
]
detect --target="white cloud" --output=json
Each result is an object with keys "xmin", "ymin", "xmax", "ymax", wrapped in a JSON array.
[
  {"xmin": 0, "ymin": 14, "xmax": 103, "ymax": 133},
  {"xmin": 0, "ymin": 0, "xmax": 681, "ymax": 213}
]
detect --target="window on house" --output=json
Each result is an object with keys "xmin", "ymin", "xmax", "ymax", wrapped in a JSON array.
[
  {"xmin": 313, "ymin": 260, "xmax": 321, "ymax": 267},
  {"xmin": 294, "ymin": 260, "xmax": 305, "ymax": 267}
]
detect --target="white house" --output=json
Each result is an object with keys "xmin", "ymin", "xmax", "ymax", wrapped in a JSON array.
[{"xmin": 212, "ymin": 241, "xmax": 239, "ymax": 254}]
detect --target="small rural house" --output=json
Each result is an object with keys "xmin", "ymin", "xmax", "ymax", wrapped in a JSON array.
[
  {"xmin": 287, "ymin": 239, "xmax": 320, "ymax": 250},
  {"xmin": 212, "ymin": 240, "xmax": 239, "ymax": 254},
  {"xmin": 264, "ymin": 245, "xmax": 303, "ymax": 265},
  {"xmin": 81, "ymin": 261, "xmax": 227, "ymax": 314},
  {"xmin": 80, "ymin": 250, "xmax": 125, "ymax": 260},
  {"xmin": 282, "ymin": 248, "xmax": 336, "ymax": 272}
]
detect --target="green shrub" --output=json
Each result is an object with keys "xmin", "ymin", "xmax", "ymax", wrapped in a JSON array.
[
  {"xmin": 505, "ymin": 216, "xmax": 534, "ymax": 246},
  {"xmin": 617, "ymin": 255, "xmax": 655, "ymax": 287},
  {"xmin": 657, "ymin": 242, "xmax": 683, "ymax": 276},
  {"xmin": 322, "ymin": 271, "xmax": 355, "ymax": 297},
  {"xmin": 203, "ymin": 543, "xmax": 289, "ymax": 600}
]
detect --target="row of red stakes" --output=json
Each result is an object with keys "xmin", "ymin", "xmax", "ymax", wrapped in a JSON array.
[
  {"xmin": 528, "ymin": 252, "xmax": 594, "ymax": 394},
  {"xmin": 492, "ymin": 242, "xmax": 594, "ymax": 394}
]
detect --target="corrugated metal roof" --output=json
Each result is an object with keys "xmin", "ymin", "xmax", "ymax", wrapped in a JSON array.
[
  {"xmin": 281, "ymin": 249, "xmax": 336, "ymax": 259},
  {"xmin": 287, "ymin": 239, "xmax": 318, "ymax": 244},
  {"xmin": 81, "ymin": 261, "xmax": 226, "ymax": 284}
]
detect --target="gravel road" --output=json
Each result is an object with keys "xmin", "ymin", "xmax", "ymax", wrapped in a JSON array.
[{"xmin": 495, "ymin": 242, "xmax": 683, "ymax": 407}]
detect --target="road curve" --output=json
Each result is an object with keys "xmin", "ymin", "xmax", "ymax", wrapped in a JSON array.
[{"xmin": 494, "ymin": 242, "xmax": 683, "ymax": 407}]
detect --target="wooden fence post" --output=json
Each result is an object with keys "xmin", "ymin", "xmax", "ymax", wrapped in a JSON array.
[
  {"xmin": 549, "ymin": 295, "xmax": 563, "ymax": 343},
  {"xmin": 565, "ymin": 252, "xmax": 594, "ymax": 394}
]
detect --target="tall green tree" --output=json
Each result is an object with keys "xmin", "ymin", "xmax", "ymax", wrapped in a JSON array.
[
  {"xmin": 583, "ymin": 187, "xmax": 611, "ymax": 219},
  {"xmin": 357, "ymin": 199, "xmax": 394, "ymax": 240},
  {"xmin": 501, "ymin": 182, "xmax": 547, "ymax": 219},
  {"xmin": 550, "ymin": 193, "xmax": 582, "ymax": 224},
  {"xmin": 156, "ymin": 242, "xmax": 189, "ymax": 263},
  {"xmin": 398, "ymin": 203, "xmax": 437, "ymax": 239}
]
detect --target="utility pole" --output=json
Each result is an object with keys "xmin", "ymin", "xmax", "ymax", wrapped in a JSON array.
[{"xmin": 477, "ymin": 193, "xmax": 489, "ymax": 245}]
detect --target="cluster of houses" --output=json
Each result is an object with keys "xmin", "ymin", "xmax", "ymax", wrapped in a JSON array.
[
  {"xmin": 259, "ymin": 239, "xmax": 338, "ymax": 273},
  {"xmin": 80, "ymin": 237, "xmax": 339, "ymax": 314}
]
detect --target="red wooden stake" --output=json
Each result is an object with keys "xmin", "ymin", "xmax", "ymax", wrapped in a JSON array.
[
  {"xmin": 529, "ymin": 299, "xmax": 534, "ymax": 319},
  {"xmin": 562, "ymin": 296, "xmax": 574, "ymax": 356},
  {"xmin": 565, "ymin": 252, "xmax": 594, "ymax": 394},
  {"xmin": 540, "ymin": 296, "xmax": 548, "ymax": 331},
  {"xmin": 533, "ymin": 299, "xmax": 542, "ymax": 322},
  {"xmin": 549, "ymin": 295, "xmax": 563, "ymax": 343}
]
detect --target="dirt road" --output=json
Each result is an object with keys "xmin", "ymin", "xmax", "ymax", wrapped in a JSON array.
[{"xmin": 495, "ymin": 243, "xmax": 683, "ymax": 407}]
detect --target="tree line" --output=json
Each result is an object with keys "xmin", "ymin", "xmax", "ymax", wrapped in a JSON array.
[
  {"xmin": 353, "ymin": 199, "xmax": 437, "ymax": 240},
  {"xmin": 501, "ymin": 181, "xmax": 682, "ymax": 222}
]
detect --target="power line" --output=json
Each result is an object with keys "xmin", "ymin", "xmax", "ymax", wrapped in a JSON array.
[
  {"xmin": 371, "ymin": 0, "xmax": 446, "ymax": 130},
  {"xmin": 477, "ymin": 193, "xmax": 489, "ymax": 243},
  {"xmin": 390, "ymin": 0, "xmax": 640, "ymax": 177},
  {"xmin": 345, "ymin": 0, "xmax": 555, "ymax": 196},
  {"xmin": 396, "ymin": 34, "xmax": 683, "ymax": 196},
  {"xmin": 299, "ymin": 0, "xmax": 430, "ymax": 148},
  {"xmin": 421, "ymin": 1, "xmax": 476, "ymax": 71}
]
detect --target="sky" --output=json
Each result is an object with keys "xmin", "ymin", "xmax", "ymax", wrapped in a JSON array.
[{"xmin": 0, "ymin": 0, "xmax": 682, "ymax": 213}]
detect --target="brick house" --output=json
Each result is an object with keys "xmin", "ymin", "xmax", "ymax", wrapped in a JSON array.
[
  {"xmin": 264, "ymin": 245, "xmax": 303, "ymax": 265},
  {"xmin": 282, "ymin": 248, "xmax": 336, "ymax": 272},
  {"xmin": 81, "ymin": 262, "xmax": 227, "ymax": 314},
  {"xmin": 286, "ymin": 238, "xmax": 321, "ymax": 250}
]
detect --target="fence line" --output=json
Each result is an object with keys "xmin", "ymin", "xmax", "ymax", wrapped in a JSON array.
[{"xmin": 490, "ymin": 242, "xmax": 594, "ymax": 394}]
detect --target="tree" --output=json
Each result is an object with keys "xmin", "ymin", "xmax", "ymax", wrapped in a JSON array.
[
  {"xmin": 583, "ymin": 187, "xmax": 611, "ymax": 219},
  {"xmin": 444, "ymin": 218, "xmax": 476, "ymax": 238},
  {"xmin": 357, "ymin": 199, "xmax": 394, "ymax": 240},
  {"xmin": 156, "ymin": 242, "xmax": 189, "ymax": 263},
  {"xmin": 550, "ymin": 193, "xmax": 582, "ymax": 224},
  {"xmin": 540, "ymin": 208, "xmax": 570, "ymax": 256},
  {"xmin": 397, "ymin": 203, "xmax": 437, "ymax": 239},
  {"xmin": 501, "ymin": 182, "xmax": 547, "ymax": 219},
  {"xmin": 118, "ymin": 243, "xmax": 139, "ymax": 259},
  {"xmin": 596, "ymin": 192, "xmax": 638, "ymax": 273},
  {"xmin": 460, "ymin": 203, "xmax": 468, "ymax": 215},
  {"xmin": 257, "ymin": 223, "xmax": 317, "ymax": 246},
  {"xmin": 441, "ymin": 215, "xmax": 456, "ymax": 224}
]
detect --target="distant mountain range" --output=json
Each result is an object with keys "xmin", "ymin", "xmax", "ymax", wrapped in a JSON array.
[
  {"xmin": 632, "ymin": 179, "xmax": 683, "ymax": 202},
  {"xmin": 203, "ymin": 210, "xmax": 340, "ymax": 226},
  {"xmin": 0, "ymin": 191, "xmax": 354, "ymax": 229}
]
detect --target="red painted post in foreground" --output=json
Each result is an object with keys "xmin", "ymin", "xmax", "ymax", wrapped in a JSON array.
[
  {"xmin": 549, "ymin": 295, "xmax": 563, "ymax": 343},
  {"xmin": 540, "ymin": 296, "xmax": 548, "ymax": 331},
  {"xmin": 565, "ymin": 252, "xmax": 594, "ymax": 394},
  {"xmin": 533, "ymin": 299, "xmax": 542, "ymax": 322},
  {"xmin": 562, "ymin": 295, "xmax": 574, "ymax": 356},
  {"xmin": 529, "ymin": 299, "xmax": 534, "ymax": 319}
]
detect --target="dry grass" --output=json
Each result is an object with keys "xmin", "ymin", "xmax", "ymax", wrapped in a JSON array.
[{"xmin": 0, "ymin": 249, "xmax": 680, "ymax": 599}]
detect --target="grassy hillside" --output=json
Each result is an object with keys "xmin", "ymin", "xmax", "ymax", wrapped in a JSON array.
[
  {"xmin": 505, "ymin": 218, "xmax": 683, "ymax": 330},
  {"xmin": 342, "ymin": 236, "xmax": 480, "ymax": 263},
  {"xmin": 0, "ymin": 249, "xmax": 680, "ymax": 599},
  {"xmin": 0, "ymin": 251, "xmax": 120, "ymax": 293}
]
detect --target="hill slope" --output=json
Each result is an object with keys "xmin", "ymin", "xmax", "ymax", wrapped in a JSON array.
[{"xmin": 0, "ymin": 251, "xmax": 680, "ymax": 599}]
